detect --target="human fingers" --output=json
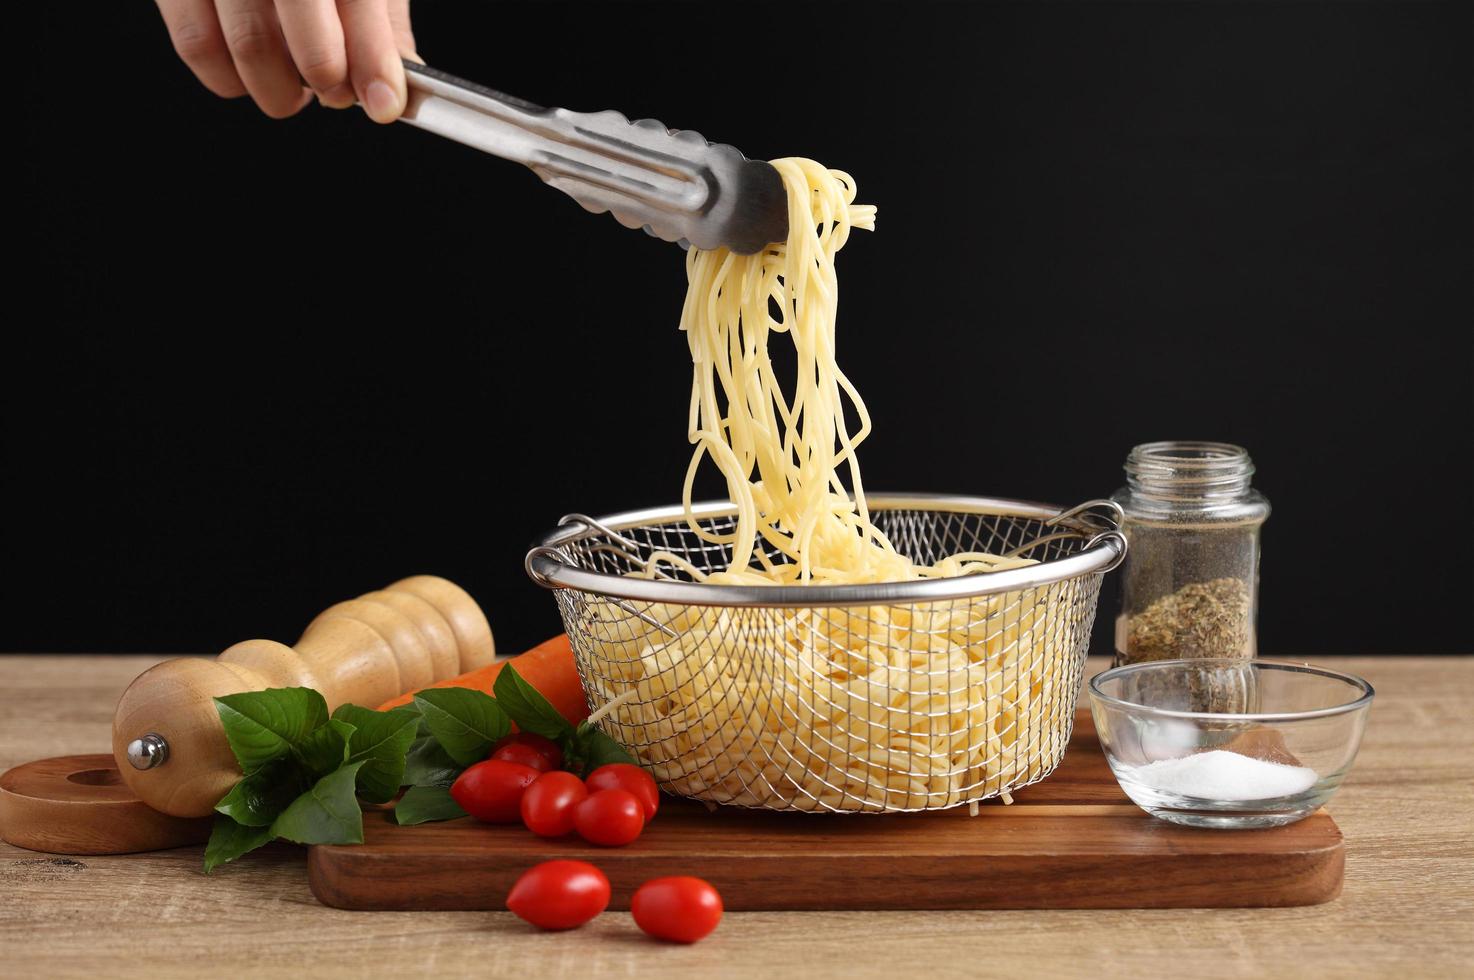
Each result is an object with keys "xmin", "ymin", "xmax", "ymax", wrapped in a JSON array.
[
  {"xmin": 337, "ymin": 0, "xmax": 407, "ymax": 123},
  {"xmin": 388, "ymin": 0, "xmax": 419, "ymax": 63},
  {"xmin": 155, "ymin": 0, "xmax": 247, "ymax": 99},
  {"xmin": 274, "ymin": 0, "xmax": 355, "ymax": 108},
  {"xmin": 215, "ymin": 0, "xmax": 312, "ymax": 118}
]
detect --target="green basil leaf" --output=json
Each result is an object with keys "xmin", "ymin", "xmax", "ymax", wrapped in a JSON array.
[
  {"xmin": 394, "ymin": 785, "xmax": 467, "ymax": 825},
  {"xmin": 203, "ymin": 814, "xmax": 274, "ymax": 873},
  {"xmin": 213, "ymin": 756, "xmax": 311, "ymax": 827},
  {"xmin": 269, "ymin": 761, "xmax": 366, "ymax": 846},
  {"xmin": 492, "ymin": 664, "xmax": 574, "ymax": 741},
  {"xmin": 214, "ymin": 688, "xmax": 329, "ymax": 774},
  {"xmin": 401, "ymin": 734, "xmax": 463, "ymax": 789},
  {"xmin": 333, "ymin": 704, "xmax": 420, "ymax": 803},
  {"xmin": 413, "ymin": 689, "xmax": 511, "ymax": 767},
  {"xmin": 574, "ymin": 722, "xmax": 637, "ymax": 774},
  {"xmin": 294, "ymin": 718, "xmax": 355, "ymax": 777}
]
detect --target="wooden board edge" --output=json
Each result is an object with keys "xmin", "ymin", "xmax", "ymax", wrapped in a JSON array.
[{"xmin": 308, "ymin": 814, "xmax": 1346, "ymax": 912}]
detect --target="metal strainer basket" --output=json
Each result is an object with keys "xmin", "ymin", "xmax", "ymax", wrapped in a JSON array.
[{"xmin": 526, "ymin": 494, "xmax": 1125, "ymax": 813}]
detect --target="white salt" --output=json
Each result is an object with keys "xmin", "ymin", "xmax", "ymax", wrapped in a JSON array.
[{"xmin": 1126, "ymin": 750, "xmax": 1318, "ymax": 801}]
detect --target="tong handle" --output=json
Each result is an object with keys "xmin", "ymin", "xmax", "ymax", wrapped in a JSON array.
[
  {"xmin": 400, "ymin": 61, "xmax": 553, "ymax": 169},
  {"xmin": 397, "ymin": 61, "xmax": 710, "ymax": 217}
]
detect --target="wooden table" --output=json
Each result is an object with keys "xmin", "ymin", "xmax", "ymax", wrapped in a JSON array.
[{"xmin": 2, "ymin": 655, "xmax": 1470, "ymax": 979}]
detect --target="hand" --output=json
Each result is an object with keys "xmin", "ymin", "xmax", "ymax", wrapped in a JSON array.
[{"xmin": 154, "ymin": 0, "xmax": 417, "ymax": 122}]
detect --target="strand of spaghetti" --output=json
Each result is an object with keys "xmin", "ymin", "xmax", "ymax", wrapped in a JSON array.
[{"xmin": 673, "ymin": 159, "xmax": 1000, "ymax": 590}]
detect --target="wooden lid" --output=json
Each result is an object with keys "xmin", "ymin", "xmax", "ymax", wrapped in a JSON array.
[{"xmin": 0, "ymin": 754, "xmax": 212, "ymax": 855}]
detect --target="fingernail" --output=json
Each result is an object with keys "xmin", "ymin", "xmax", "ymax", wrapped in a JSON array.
[{"xmin": 364, "ymin": 79, "xmax": 401, "ymax": 122}]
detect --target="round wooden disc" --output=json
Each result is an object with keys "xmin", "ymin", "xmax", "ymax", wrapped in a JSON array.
[{"xmin": 0, "ymin": 754, "xmax": 213, "ymax": 855}]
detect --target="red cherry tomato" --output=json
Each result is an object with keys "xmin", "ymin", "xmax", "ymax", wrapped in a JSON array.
[
  {"xmin": 450, "ymin": 759, "xmax": 540, "ymax": 823},
  {"xmin": 506, "ymin": 860, "xmax": 610, "ymax": 931},
  {"xmin": 490, "ymin": 732, "xmax": 563, "ymax": 772},
  {"xmin": 631, "ymin": 876, "xmax": 723, "ymax": 943},
  {"xmin": 573, "ymin": 788, "xmax": 645, "ymax": 846},
  {"xmin": 585, "ymin": 763, "xmax": 660, "ymax": 820},
  {"xmin": 521, "ymin": 771, "xmax": 589, "ymax": 837}
]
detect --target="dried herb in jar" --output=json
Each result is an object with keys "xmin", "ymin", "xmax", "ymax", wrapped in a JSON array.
[
  {"xmin": 1126, "ymin": 577, "xmax": 1252, "ymax": 662},
  {"xmin": 1124, "ymin": 577, "xmax": 1255, "ymax": 712}
]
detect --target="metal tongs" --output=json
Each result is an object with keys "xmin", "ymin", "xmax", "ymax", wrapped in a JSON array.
[{"xmin": 397, "ymin": 62, "xmax": 788, "ymax": 254}]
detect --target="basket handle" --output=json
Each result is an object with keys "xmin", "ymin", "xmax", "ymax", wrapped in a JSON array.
[
  {"xmin": 524, "ymin": 545, "xmax": 572, "ymax": 589},
  {"xmin": 1059, "ymin": 499, "xmax": 1127, "ymax": 573},
  {"xmin": 1045, "ymin": 498, "xmax": 1123, "ymax": 533},
  {"xmin": 1083, "ymin": 529, "xmax": 1128, "ymax": 573},
  {"xmin": 1001, "ymin": 498, "xmax": 1124, "ymax": 559},
  {"xmin": 525, "ymin": 512, "xmax": 647, "ymax": 588},
  {"xmin": 524, "ymin": 521, "xmax": 680, "ymax": 638}
]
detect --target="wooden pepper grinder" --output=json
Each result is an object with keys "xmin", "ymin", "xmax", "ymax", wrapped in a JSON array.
[
  {"xmin": 1, "ymin": 575, "xmax": 495, "ymax": 854},
  {"xmin": 110, "ymin": 575, "xmax": 496, "ymax": 819}
]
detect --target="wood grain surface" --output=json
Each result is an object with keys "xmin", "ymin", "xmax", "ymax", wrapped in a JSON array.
[
  {"xmin": 309, "ymin": 711, "xmax": 1344, "ymax": 911},
  {"xmin": 2, "ymin": 654, "xmax": 1470, "ymax": 979}
]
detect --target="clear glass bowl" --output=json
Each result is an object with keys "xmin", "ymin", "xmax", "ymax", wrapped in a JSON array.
[{"xmin": 1088, "ymin": 659, "xmax": 1374, "ymax": 828}]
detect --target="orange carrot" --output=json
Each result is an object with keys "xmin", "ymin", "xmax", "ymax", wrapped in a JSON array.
[{"xmin": 377, "ymin": 634, "xmax": 588, "ymax": 725}]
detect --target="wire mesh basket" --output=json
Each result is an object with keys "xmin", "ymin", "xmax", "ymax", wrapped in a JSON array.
[{"xmin": 526, "ymin": 494, "xmax": 1125, "ymax": 813}]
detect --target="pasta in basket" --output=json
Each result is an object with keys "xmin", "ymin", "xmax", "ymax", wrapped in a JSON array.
[{"xmin": 564, "ymin": 159, "xmax": 1084, "ymax": 811}]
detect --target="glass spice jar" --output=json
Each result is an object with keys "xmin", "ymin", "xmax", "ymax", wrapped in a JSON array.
[{"xmin": 1112, "ymin": 442, "xmax": 1270, "ymax": 670}]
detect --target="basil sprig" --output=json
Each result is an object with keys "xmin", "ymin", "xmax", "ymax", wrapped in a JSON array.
[
  {"xmin": 204, "ymin": 690, "xmax": 417, "ymax": 872},
  {"xmin": 205, "ymin": 664, "xmax": 639, "ymax": 864}
]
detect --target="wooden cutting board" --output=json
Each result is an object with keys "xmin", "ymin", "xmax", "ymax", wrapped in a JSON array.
[{"xmin": 308, "ymin": 711, "xmax": 1344, "ymax": 910}]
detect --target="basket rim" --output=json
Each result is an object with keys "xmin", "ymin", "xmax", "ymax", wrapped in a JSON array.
[{"xmin": 525, "ymin": 492, "xmax": 1126, "ymax": 608}]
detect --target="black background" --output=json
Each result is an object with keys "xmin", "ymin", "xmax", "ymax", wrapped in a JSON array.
[{"xmin": 8, "ymin": 2, "xmax": 1471, "ymax": 658}]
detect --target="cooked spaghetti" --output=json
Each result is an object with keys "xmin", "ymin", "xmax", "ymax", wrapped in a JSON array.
[
  {"xmin": 668, "ymin": 158, "xmax": 1031, "ymax": 586},
  {"xmin": 572, "ymin": 159, "xmax": 1078, "ymax": 811}
]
